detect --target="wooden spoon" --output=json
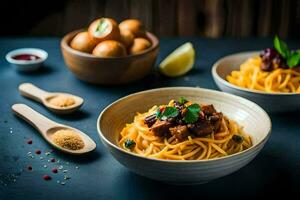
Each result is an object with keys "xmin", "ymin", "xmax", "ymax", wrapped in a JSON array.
[
  {"xmin": 19, "ymin": 83, "xmax": 83, "ymax": 114},
  {"xmin": 12, "ymin": 103, "xmax": 96, "ymax": 154}
]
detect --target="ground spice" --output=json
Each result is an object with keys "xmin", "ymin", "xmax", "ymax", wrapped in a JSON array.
[
  {"xmin": 51, "ymin": 129, "xmax": 84, "ymax": 150},
  {"xmin": 48, "ymin": 95, "xmax": 75, "ymax": 108},
  {"xmin": 27, "ymin": 139, "xmax": 32, "ymax": 144},
  {"xmin": 27, "ymin": 166, "xmax": 33, "ymax": 171},
  {"xmin": 50, "ymin": 158, "xmax": 56, "ymax": 162},
  {"xmin": 52, "ymin": 168, "xmax": 58, "ymax": 173}
]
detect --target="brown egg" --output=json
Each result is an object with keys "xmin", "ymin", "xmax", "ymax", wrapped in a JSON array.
[
  {"xmin": 70, "ymin": 32, "xmax": 97, "ymax": 53},
  {"xmin": 119, "ymin": 19, "xmax": 145, "ymax": 37},
  {"xmin": 88, "ymin": 18, "xmax": 120, "ymax": 43},
  {"xmin": 129, "ymin": 38, "xmax": 151, "ymax": 55},
  {"xmin": 120, "ymin": 29, "xmax": 134, "ymax": 48},
  {"xmin": 92, "ymin": 40, "xmax": 126, "ymax": 57}
]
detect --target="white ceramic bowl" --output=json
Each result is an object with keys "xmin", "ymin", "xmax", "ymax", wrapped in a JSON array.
[
  {"xmin": 6, "ymin": 48, "xmax": 48, "ymax": 72},
  {"xmin": 97, "ymin": 87, "xmax": 271, "ymax": 185},
  {"xmin": 212, "ymin": 51, "xmax": 300, "ymax": 113}
]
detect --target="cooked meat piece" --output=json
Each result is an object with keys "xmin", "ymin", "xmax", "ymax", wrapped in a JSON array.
[
  {"xmin": 201, "ymin": 104, "xmax": 217, "ymax": 116},
  {"xmin": 144, "ymin": 114, "xmax": 157, "ymax": 127},
  {"xmin": 150, "ymin": 120, "xmax": 173, "ymax": 137},
  {"xmin": 209, "ymin": 112, "xmax": 223, "ymax": 132},
  {"xmin": 169, "ymin": 125, "xmax": 190, "ymax": 141},
  {"xmin": 188, "ymin": 119, "xmax": 214, "ymax": 137}
]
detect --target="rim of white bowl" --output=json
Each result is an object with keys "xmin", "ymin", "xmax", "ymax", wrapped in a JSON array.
[
  {"xmin": 97, "ymin": 87, "xmax": 272, "ymax": 163},
  {"xmin": 212, "ymin": 51, "xmax": 300, "ymax": 96},
  {"xmin": 5, "ymin": 48, "xmax": 48, "ymax": 65}
]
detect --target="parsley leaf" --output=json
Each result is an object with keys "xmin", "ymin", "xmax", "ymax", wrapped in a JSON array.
[
  {"xmin": 155, "ymin": 108, "xmax": 162, "ymax": 118},
  {"xmin": 287, "ymin": 51, "xmax": 300, "ymax": 68},
  {"xmin": 124, "ymin": 139, "xmax": 136, "ymax": 149},
  {"xmin": 156, "ymin": 106, "xmax": 179, "ymax": 120},
  {"xmin": 178, "ymin": 97, "xmax": 188, "ymax": 105},
  {"xmin": 183, "ymin": 110, "xmax": 199, "ymax": 124},
  {"xmin": 187, "ymin": 103, "xmax": 200, "ymax": 113},
  {"xmin": 273, "ymin": 36, "xmax": 300, "ymax": 68},
  {"xmin": 274, "ymin": 35, "xmax": 290, "ymax": 59},
  {"xmin": 162, "ymin": 107, "xmax": 179, "ymax": 119},
  {"xmin": 183, "ymin": 103, "xmax": 201, "ymax": 124}
]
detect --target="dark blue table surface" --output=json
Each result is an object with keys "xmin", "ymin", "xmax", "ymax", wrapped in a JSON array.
[{"xmin": 0, "ymin": 37, "xmax": 300, "ymax": 199}]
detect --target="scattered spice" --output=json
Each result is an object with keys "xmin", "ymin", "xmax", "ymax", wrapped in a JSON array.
[
  {"xmin": 50, "ymin": 158, "xmax": 56, "ymax": 163},
  {"xmin": 27, "ymin": 139, "xmax": 32, "ymax": 144},
  {"xmin": 51, "ymin": 129, "xmax": 84, "ymax": 150},
  {"xmin": 48, "ymin": 95, "xmax": 75, "ymax": 108},
  {"xmin": 35, "ymin": 150, "xmax": 41, "ymax": 155},
  {"xmin": 27, "ymin": 166, "xmax": 33, "ymax": 171},
  {"xmin": 52, "ymin": 168, "xmax": 58, "ymax": 174},
  {"xmin": 43, "ymin": 175, "xmax": 52, "ymax": 181}
]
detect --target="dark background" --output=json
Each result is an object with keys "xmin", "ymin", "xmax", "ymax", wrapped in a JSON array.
[{"xmin": 1, "ymin": 0, "xmax": 300, "ymax": 38}]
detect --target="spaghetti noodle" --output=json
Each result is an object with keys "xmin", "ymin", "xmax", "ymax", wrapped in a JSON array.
[
  {"xmin": 227, "ymin": 55, "xmax": 300, "ymax": 93},
  {"xmin": 119, "ymin": 100, "xmax": 252, "ymax": 160}
]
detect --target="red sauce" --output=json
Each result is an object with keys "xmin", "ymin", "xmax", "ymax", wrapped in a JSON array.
[
  {"xmin": 12, "ymin": 54, "xmax": 40, "ymax": 61},
  {"xmin": 43, "ymin": 175, "xmax": 52, "ymax": 181},
  {"xmin": 35, "ymin": 150, "xmax": 41, "ymax": 155}
]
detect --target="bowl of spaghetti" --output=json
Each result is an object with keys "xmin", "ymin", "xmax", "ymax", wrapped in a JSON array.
[
  {"xmin": 97, "ymin": 87, "xmax": 271, "ymax": 184},
  {"xmin": 212, "ymin": 37, "xmax": 300, "ymax": 113}
]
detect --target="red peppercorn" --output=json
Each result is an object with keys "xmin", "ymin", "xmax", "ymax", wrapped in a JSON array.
[
  {"xmin": 27, "ymin": 166, "xmax": 33, "ymax": 171},
  {"xmin": 43, "ymin": 175, "xmax": 51, "ymax": 181},
  {"xmin": 50, "ymin": 158, "xmax": 56, "ymax": 162},
  {"xmin": 27, "ymin": 140, "xmax": 32, "ymax": 144},
  {"xmin": 51, "ymin": 168, "xmax": 58, "ymax": 173},
  {"xmin": 35, "ymin": 150, "xmax": 41, "ymax": 155}
]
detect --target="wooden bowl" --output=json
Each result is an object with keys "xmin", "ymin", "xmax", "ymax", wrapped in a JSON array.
[
  {"xmin": 61, "ymin": 29, "xmax": 159, "ymax": 85},
  {"xmin": 97, "ymin": 87, "xmax": 271, "ymax": 184}
]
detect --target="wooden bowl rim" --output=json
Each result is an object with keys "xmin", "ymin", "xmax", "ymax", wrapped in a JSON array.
[{"xmin": 61, "ymin": 29, "xmax": 159, "ymax": 60}]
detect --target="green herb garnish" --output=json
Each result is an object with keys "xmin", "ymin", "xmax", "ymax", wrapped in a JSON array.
[
  {"xmin": 232, "ymin": 135, "xmax": 244, "ymax": 144},
  {"xmin": 124, "ymin": 139, "xmax": 136, "ymax": 149},
  {"xmin": 156, "ymin": 106, "xmax": 179, "ymax": 120},
  {"xmin": 183, "ymin": 103, "xmax": 201, "ymax": 124},
  {"xmin": 178, "ymin": 97, "xmax": 188, "ymax": 105},
  {"xmin": 274, "ymin": 35, "xmax": 300, "ymax": 68},
  {"xmin": 95, "ymin": 19, "xmax": 109, "ymax": 36}
]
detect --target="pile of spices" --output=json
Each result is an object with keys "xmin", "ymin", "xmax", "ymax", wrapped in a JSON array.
[
  {"xmin": 51, "ymin": 129, "xmax": 84, "ymax": 150},
  {"xmin": 48, "ymin": 95, "xmax": 75, "ymax": 108}
]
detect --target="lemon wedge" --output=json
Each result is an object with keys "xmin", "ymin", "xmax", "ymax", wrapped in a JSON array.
[{"xmin": 159, "ymin": 42, "xmax": 195, "ymax": 77}]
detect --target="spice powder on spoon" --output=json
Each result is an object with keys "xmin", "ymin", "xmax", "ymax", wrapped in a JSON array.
[
  {"xmin": 48, "ymin": 95, "xmax": 75, "ymax": 108},
  {"xmin": 51, "ymin": 129, "xmax": 84, "ymax": 150}
]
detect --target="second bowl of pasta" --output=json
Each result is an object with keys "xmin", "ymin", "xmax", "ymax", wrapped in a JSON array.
[
  {"xmin": 97, "ymin": 87, "xmax": 271, "ymax": 184},
  {"xmin": 212, "ymin": 51, "xmax": 300, "ymax": 113}
]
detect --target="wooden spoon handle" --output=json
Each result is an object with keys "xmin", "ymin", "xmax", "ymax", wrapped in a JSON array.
[
  {"xmin": 12, "ymin": 104, "xmax": 57, "ymax": 135},
  {"xmin": 19, "ymin": 83, "xmax": 50, "ymax": 103}
]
